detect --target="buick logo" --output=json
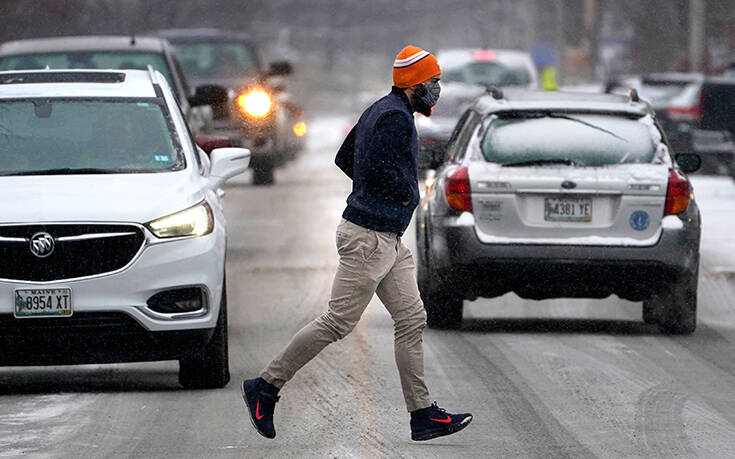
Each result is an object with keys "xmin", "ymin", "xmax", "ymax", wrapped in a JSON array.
[{"xmin": 30, "ymin": 232, "xmax": 55, "ymax": 258}]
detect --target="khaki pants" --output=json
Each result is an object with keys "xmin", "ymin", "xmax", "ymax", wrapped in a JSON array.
[{"xmin": 261, "ymin": 218, "xmax": 430, "ymax": 412}]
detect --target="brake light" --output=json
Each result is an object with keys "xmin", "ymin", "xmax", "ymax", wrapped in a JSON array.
[
  {"xmin": 445, "ymin": 166, "xmax": 472, "ymax": 212},
  {"xmin": 664, "ymin": 169, "xmax": 690, "ymax": 215},
  {"xmin": 473, "ymin": 50, "xmax": 496, "ymax": 61}
]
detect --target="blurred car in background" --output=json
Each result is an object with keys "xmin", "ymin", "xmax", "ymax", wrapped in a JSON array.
[
  {"xmin": 0, "ymin": 35, "xmax": 226, "ymax": 136},
  {"xmin": 607, "ymin": 73, "xmax": 735, "ymax": 177},
  {"xmin": 437, "ymin": 48, "xmax": 538, "ymax": 89},
  {"xmin": 606, "ymin": 73, "xmax": 701, "ymax": 113},
  {"xmin": 416, "ymin": 89, "xmax": 701, "ymax": 335},
  {"xmin": 0, "ymin": 68, "xmax": 251, "ymax": 388},
  {"xmin": 664, "ymin": 76, "xmax": 735, "ymax": 138},
  {"xmin": 150, "ymin": 28, "xmax": 306, "ymax": 185},
  {"xmin": 416, "ymin": 82, "xmax": 484, "ymax": 175},
  {"xmin": 674, "ymin": 128, "xmax": 735, "ymax": 177},
  {"xmin": 605, "ymin": 73, "xmax": 702, "ymax": 138}
]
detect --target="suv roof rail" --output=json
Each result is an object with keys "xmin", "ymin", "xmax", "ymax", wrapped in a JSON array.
[
  {"xmin": 146, "ymin": 64, "xmax": 158, "ymax": 84},
  {"xmin": 628, "ymin": 88, "xmax": 640, "ymax": 102},
  {"xmin": 486, "ymin": 86, "xmax": 504, "ymax": 100},
  {"xmin": 0, "ymin": 71, "xmax": 126, "ymax": 85}
]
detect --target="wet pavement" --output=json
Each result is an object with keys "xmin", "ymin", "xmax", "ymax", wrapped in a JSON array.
[{"xmin": 2, "ymin": 117, "xmax": 735, "ymax": 458}]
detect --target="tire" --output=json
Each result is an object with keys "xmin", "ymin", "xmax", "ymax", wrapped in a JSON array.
[
  {"xmin": 417, "ymin": 226, "xmax": 463, "ymax": 330},
  {"xmin": 179, "ymin": 284, "xmax": 230, "ymax": 389},
  {"xmin": 642, "ymin": 298, "xmax": 660, "ymax": 325},
  {"xmin": 252, "ymin": 161, "xmax": 275, "ymax": 185},
  {"xmin": 657, "ymin": 270, "xmax": 698, "ymax": 335},
  {"xmin": 424, "ymin": 291, "xmax": 463, "ymax": 329}
]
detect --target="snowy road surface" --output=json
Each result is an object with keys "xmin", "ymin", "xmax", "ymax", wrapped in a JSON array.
[{"xmin": 2, "ymin": 116, "xmax": 735, "ymax": 458}]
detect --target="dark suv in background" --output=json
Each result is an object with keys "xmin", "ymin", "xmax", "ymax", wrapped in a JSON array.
[{"xmin": 151, "ymin": 28, "xmax": 305, "ymax": 185}]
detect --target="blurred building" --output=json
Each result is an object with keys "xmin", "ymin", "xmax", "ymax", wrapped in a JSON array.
[{"xmin": 2, "ymin": 0, "xmax": 735, "ymax": 103}]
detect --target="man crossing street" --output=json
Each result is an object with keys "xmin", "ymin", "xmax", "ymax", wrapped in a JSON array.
[{"xmin": 242, "ymin": 45, "xmax": 473, "ymax": 442}]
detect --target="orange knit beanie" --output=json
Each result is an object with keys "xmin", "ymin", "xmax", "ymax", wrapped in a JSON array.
[{"xmin": 392, "ymin": 45, "xmax": 441, "ymax": 88}]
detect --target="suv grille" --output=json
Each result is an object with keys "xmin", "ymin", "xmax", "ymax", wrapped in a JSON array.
[{"xmin": 0, "ymin": 224, "xmax": 145, "ymax": 281}]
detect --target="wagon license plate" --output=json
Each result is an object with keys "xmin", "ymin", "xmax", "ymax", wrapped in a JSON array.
[
  {"xmin": 544, "ymin": 197, "xmax": 592, "ymax": 222},
  {"xmin": 14, "ymin": 288, "xmax": 72, "ymax": 318}
]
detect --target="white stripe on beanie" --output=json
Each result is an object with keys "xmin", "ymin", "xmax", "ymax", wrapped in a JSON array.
[{"xmin": 393, "ymin": 50, "xmax": 430, "ymax": 68}]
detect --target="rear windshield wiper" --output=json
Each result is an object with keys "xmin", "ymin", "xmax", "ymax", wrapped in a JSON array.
[
  {"xmin": 501, "ymin": 158, "xmax": 579, "ymax": 167},
  {"xmin": 547, "ymin": 114, "xmax": 629, "ymax": 143},
  {"xmin": 0, "ymin": 168, "xmax": 121, "ymax": 176}
]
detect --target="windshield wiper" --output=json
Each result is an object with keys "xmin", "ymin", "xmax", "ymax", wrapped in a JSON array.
[
  {"xmin": 0, "ymin": 168, "xmax": 122, "ymax": 176},
  {"xmin": 547, "ymin": 113, "xmax": 629, "ymax": 142},
  {"xmin": 502, "ymin": 158, "xmax": 579, "ymax": 167}
]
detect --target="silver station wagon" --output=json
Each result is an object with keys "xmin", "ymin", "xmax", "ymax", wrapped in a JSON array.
[{"xmin": 416, "ymin": 89, "xmax": 702, "ymax": 334}]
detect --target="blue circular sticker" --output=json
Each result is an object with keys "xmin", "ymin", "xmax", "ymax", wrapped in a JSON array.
[{"xmin": 630, "ymin": 210, "xmax": 650, "ymax": 231}]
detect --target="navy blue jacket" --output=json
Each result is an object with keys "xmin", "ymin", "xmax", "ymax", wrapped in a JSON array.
[{"xmin": 335, "ymin": 87, "xmax": 420, "ymax": 235}]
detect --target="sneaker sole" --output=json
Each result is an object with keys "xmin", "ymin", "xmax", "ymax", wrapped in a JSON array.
[
  {"xmin": 241, "ymin": 381, "xmax": 275, "ymax": 439},
  {"xmin": 411, "ymin": 415, "xmax": 473, "ymax": 441}
]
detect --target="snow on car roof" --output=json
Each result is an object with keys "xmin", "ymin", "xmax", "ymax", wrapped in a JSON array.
[
  {"xmin": 0, "ymin": 36, "xmax": 167, "ymax": 56},
  {"xmin": 476, "ymin": 89, "xmax": 652, "ymax": 117},
  {"xmin": 0, "ymin": 69, "xmax": 160, "ymax": 99}
]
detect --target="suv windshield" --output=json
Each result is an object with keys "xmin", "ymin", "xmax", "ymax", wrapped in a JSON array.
[
  {"xmin": 0, "ymin": 52, "xmax": 173, "ymax": 87},
  {"xmin": 172, "ymin": 41, "xmax": 258, "ymax": 79},
  {"xmin": 0, "ymin": 99, "xmax": 184, "ymax": 175},
  {"xmin": 443, "ymin": 62, "xmax": 531, "ymax": 87},
  {"xmin": 481, "ymin": 113, "xmax": 657, "ymax": 166}
]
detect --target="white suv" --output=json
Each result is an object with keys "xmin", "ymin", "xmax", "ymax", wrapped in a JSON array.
[{"xmin": 0, "ymin": 69, "xmax": 250, "ymax": 388}]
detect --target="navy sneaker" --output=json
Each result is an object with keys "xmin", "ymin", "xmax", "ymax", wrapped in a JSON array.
[
  {"xmin": 241, "ymin": 377, "xmax": 280, "ymax": 439},
  {"xmin": 410, "ymin": 402, "xmax": 473, "ymax": 441}
]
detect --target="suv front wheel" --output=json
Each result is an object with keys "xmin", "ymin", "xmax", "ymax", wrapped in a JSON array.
[{"xmin": 179, "ymin": 281, "xmax": 231, "ymax": 389}]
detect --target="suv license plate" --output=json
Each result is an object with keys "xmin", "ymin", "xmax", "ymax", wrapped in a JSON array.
[
  {"xmin": 14, "ymin": 288, "xmax": 72, "ymax": 318},
  {"xmin": 544, "ymin": 197, "xmax": 592, "ymax": 222}
]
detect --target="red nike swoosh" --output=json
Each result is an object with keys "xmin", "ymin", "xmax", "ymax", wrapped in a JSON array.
[
  {"xmin": 430, "ymin": 416, "xmax": 452, "ymax": 424},
  {"xmin": 255, "ymin": 400, "xmax": 264, "ymax": 420}
]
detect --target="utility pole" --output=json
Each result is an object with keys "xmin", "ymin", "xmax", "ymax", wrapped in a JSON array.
[
  {"xmin": 584, "ymin": 0, "xmax": 599, "ymax": 81},
  {"xmin": 689, "ymin": 0, "xmax": 706, "ymax": 72},
  {"xmin": 554, "ymin": 0, "xmax": 565, "ymax": 83}
]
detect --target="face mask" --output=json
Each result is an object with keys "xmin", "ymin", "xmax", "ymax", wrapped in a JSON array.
[{"xmin": 411, "ymin": 81, "xmax": 441, "ymax": 116}]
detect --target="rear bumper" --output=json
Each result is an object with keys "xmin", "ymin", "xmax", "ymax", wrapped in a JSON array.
[
  {"xmin": 427, "ymin": 210, "xmax": 700, "ymax": 301},
  {"xmin": 0, "ymin": 312, "xmax": 214, "ymax": 365}
]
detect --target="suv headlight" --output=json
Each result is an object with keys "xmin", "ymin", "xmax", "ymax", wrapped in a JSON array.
[
  {"xmin": 237, "ymin": 88, "xmax": 273, "ymax": 118},
  {"xmin": 147, "ymin": 202, "xmax": 214, "ymax": 238}
]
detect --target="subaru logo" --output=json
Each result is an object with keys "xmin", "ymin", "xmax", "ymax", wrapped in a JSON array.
[
  {"xmin": 561, "ymin": 180, "xmax": 577, "ymax": 189},
  {"xmin": 30, "ymin": 232, "xmax": 55, "ymax": 258}
]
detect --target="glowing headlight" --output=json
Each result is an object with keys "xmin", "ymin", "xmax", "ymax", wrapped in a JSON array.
[
  {"xmin": 237, "ymin": 89, "xmax": 273, "ymax": 118},
  {"xmin": 147, "ymin": 202, "xmax": 214, "ymax": 238},
  {"xmin": 293, "ymin": 121, "xmax": 307, "ymax": 137}
]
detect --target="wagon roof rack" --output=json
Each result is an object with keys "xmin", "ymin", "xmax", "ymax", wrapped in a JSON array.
[
  {"xmin": 486, "ymin": 85, "xmax": 504, "ymax": 100},
  {"xmin": 0, "ymin": 71, "xmax": 126, "ymax": 85}
]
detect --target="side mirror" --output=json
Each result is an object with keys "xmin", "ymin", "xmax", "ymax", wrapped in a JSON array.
[
  {"xmin": 189, "ymin": 84, "xmax": 229, "ymax": 107},
  {"xmin": 195, "ymin": 135, "xmax": 232, "ymax": 154},
  {"xmin": 210, "ymin": 147, "xmax": 251, "ymax": 185},
  {"xmin": 267, "ymin": 61, "xmax": 293, "ymax": 77},
  {"xmin": 675, "ymin": 153, "xmax": 701, "ymax": 174}
]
